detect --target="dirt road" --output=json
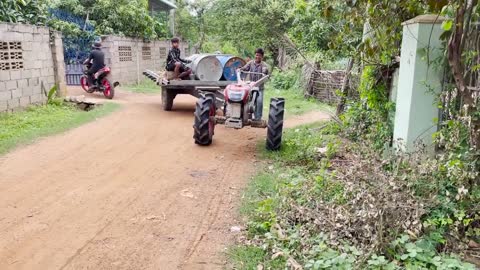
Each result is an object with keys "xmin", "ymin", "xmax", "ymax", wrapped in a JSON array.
[{"xmin": 0, "ymin": 89, "xmax": 329, "ymax": 270}]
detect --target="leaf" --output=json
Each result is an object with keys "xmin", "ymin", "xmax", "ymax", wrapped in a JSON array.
[
  {"xmin": 442, "ymin": 20, "xmax": 453, "ymax": 31},
  {"xmin": 47, "ymin": 85, "xmax": 58, "ymax": 103}
]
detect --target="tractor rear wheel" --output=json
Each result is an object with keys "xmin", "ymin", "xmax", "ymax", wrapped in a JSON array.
[
  {"xmin": 266, "ymin": 98, "xmax": 285, "ymax": 151},
  {"xmin": 193, "ymin": 94, "xmax": 216, "ymax": 146},
  {"xmin": 162, "ymin": 88, "xmax": 175, "ymax": 111}
]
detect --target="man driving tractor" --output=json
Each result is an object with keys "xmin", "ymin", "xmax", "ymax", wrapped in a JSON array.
[
  {"xmin": 83, "ymin": 42, "xmax": 105, "ymax": 91},
  {"xmin": 166, "ymin": 37, "xmax": 192, "ymax": 80},
  {"xmin": 238, "ymin": 48, "xmax": 269, "ymax": 120}
]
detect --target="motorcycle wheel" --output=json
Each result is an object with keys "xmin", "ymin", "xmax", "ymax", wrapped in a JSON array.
[
  {"xmin": 102, "ymin": 78, "xmax": 114, "ymax": 99},
  {"xmin": 80, "ymin": 75, "xmax": 94, "ymax": 93}
]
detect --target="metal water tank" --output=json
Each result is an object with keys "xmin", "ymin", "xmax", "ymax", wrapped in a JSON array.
[
  {"xmin": 216, "ymin": 55, "xmax": 246, "ymax": 81},
  {"xmin": 188, "ymin": 54, "xmax": 223, "ymax": 81}
]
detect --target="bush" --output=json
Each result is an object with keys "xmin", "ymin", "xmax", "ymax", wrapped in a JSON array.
[
  {"xmin": 232, "ymin": 121, "xmax": 477, "ymax": 269},
  {"xmin": 270, "ymin": 68, "xmax": 301, "ymax": 91}
]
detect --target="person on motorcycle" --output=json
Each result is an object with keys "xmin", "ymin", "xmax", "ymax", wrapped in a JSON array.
[
  {"xmin": 166, "ymin": 37, "xmax": 192, "ymax": 80},
  {"xmin": 238, "ymin": 48, "xmax": 269, "ymax": 120},
  {"xmin": 83, "ymin": 42, "xmax": 105, "ymax": 91}
]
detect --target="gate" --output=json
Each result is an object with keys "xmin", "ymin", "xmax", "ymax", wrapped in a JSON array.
[{"xmin": 49, "ymin": 9, "xmax": 97, "ymax": 85}]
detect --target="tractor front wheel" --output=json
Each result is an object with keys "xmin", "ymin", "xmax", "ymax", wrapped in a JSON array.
[
  {"xmin": 193, "ymin": 94, "xmax": 216, "ymax": 146},
  {"xmin": 266, "ymin": 98, "xmax": 285, "ymax": 151}
]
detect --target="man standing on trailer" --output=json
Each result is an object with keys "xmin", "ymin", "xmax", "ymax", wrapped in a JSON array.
[
  {"xmin": 239, "ymin": 48, "xmax": 270, "ymax": 120},
  {"xmin": 165, "ymin": 37, "xmax": 192, "ymax": 80}
]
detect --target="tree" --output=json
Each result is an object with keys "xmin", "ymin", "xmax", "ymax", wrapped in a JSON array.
[
  {"xmin": 0, "ymin": 0, "xmax": 47, "ymax": 25},
  {"xmin": 49, "ymin": 0, "xmax": 167, "ymax": 39},
  {"xmin": 446, "ymin": 0, "xmax": 480, "ymax": 149},
  {"xmin": 174, "ymin": 0, "xmax": 214, "ymax": 53}
]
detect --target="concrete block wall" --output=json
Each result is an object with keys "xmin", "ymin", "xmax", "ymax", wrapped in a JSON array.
[
  {"xmin": 0, "ymin": 23, "xmax": 66, "ymax": 112},
  {"xmin": 101, "ymin": 35, "xmax": 189, "ymax": 85}
]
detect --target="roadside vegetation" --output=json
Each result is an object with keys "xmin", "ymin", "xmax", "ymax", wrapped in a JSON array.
[
  {"xmin": 265, "ymin": 69, "xmax": 333, "ymax": 117},
  {"xmin": 231, "ymin": 116, "xmax": 478, "ymax": 269},
  {"xmin": 219, "ymin": 0, "xmax": 480, "ymax": 268},
  {"xmin": 0, "ymin": 98, "xmax": 120, "ymax": 155}
]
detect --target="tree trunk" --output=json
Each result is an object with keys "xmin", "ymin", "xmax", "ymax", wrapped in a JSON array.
[{"xmin": 447, "ymin": 0, "xmax": 480, "ymax": 149}]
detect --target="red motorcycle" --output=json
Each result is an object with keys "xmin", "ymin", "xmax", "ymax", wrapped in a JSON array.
[{"xmin": 80, "ymin": 62, "xmax": 117, "ymax": 99}]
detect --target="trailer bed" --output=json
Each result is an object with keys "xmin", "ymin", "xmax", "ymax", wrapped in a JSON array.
[{"xmin": 143, "ymin": 69, "xmax": 228, "ymax": 111}]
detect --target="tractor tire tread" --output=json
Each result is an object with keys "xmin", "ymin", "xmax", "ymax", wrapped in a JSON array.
[
  {"xmin": 266, "ymin": 98, "xmax": 285, "ymax": 151},
  {"xmin": 193, "ymin": 94, "xmax": 215, "ymax": 146}
]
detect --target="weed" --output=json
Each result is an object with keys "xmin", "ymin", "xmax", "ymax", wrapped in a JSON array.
[{"xmin": 230, "ymin": 120, "xmax": 477, "ymax": 269}]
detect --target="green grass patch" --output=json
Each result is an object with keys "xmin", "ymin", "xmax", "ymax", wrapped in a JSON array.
[
  {"xmin": 258, "ymin": 121, "xmax": 334, "ymax": 162},
  {"xmin": 264, "ymin": 86, "xmax": 333, "ymax": 117},
  {"xmin": 0, "ymin": 102, "xmax": 120, "ymax": 155},
  {"xmin": 228, "ymin": 246, "xmax": 286, "ymax": 270},
  {"xmin": 240, "ymin": 170, "xmax": 281, "ymax": 217},
  {"xmin": 229, "ymin": 121, "xmax": 333, "ymax": 268},
  {"xmin": 123, "ymin": 79, "xmax": 160, "ymax": 94}
]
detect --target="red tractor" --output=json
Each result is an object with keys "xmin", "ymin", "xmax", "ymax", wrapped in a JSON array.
[{"xmin": 193, "ymin": 71, "xmax": 285, "ymax": 151}]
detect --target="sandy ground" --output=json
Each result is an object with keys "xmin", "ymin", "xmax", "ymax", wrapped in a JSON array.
[{"xmin": 0, "ymin": 88, "xmax": 329, "ymax": 270}]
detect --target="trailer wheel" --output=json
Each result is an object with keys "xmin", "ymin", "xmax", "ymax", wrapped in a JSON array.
[
  {"xmin": 162, "ymin": 88, "xmax": 175, "ymax": 111},
  {"xmin": 193, "ymin": 94, "xmax": 216, "ymax": 146},
  {"xmin": 266, "ymin": 98, "xmax": 285, "ymax": 151}
]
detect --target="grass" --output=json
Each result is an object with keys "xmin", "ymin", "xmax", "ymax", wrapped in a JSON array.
[
  {"xmin": 0, "ymin": 102, "xmax": 121, "ymax": 155},
  {"xmin": 123, "ymin": 79, "xmax": 160, "ymax": 94},
  {"xmin": 229, "ymin": 121, "xmax": 331, "ymax": 269},
  {"xmin": 228, "ymin": 246, "xmax": 286, "ymax": 270},
  {"xmin": 264, "ymin": 86, "xmax": 333, "ymax": 117},
  {"xmin": 240, "ymin": 170, "xmax": 282, "ymax": 216}
]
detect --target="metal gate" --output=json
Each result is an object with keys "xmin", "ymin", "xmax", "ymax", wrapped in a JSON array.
[{"xmin": 49, "ymin": 9, "xmax": 97, "ymax": 85}]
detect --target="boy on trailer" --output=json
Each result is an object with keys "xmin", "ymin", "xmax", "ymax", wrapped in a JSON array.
[{"xmin": 165, "ymin": 37, "xmax": 192, "ymax": 80}]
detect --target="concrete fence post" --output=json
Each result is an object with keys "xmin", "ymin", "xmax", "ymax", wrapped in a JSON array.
[{"xmin": 393, "ymin": 15, "xmax": 446, "ymax": 152}]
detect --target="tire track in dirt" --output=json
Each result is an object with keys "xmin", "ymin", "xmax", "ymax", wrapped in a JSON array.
[{"xmin": 180, "ymin": 159, "xmax": 234, "ymax": 267}]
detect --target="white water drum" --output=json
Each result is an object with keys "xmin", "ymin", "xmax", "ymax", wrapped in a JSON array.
[{"xmin": 188, "ymin": 54, "xmax": 223, "ymax": 81}]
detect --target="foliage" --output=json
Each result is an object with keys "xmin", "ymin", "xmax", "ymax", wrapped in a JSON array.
[
  {"xmin": 48, "ymin": 0, "xmax": 167, "ymax": 39},
  {"xmin": 46, "ymin": 85, "xmax": 58, "ymax": 105},
  {"xmin": 232, "ymin": 122, "xmax": 477, "ymax": 269},
  {"xmin": 228, "ymin": 246, "xmax": 285, "ymax": 270},
  {"xmin": 0, "ymin": 0, "xmax": 47, "ymax": 24},
  {"xmin": 1, "ymin": 0, "xmax": 167, "ymax": 39},
  {"xmin": 287, "ymin": 0, "xmax": 361, "ymax": 57},
  {"xmin": 209, "ymin": 0, "xmax": 292, "ymax": 53},
  {"xmin": 441, "ymin": 0, "xmax": 480, "ymax": 149},
  {"xmin": 264, "ymin": 69, "xmax": 333, "ymax": 116},
  {"xmin": 340, "ymin": 66, "xmax": 394, "ymax": 150},
  {"xmin": 270, "ymin": 68, "xmax": 300, "ymax": 90},
  {"xmin": 0, "ymin": 102, "xmax": 120, "ymax": 155}
]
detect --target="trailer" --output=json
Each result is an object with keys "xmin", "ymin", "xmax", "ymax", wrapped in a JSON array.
[{"xmin": 143, "ymin": 69, "xmax": 228, "ymax": 111}]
